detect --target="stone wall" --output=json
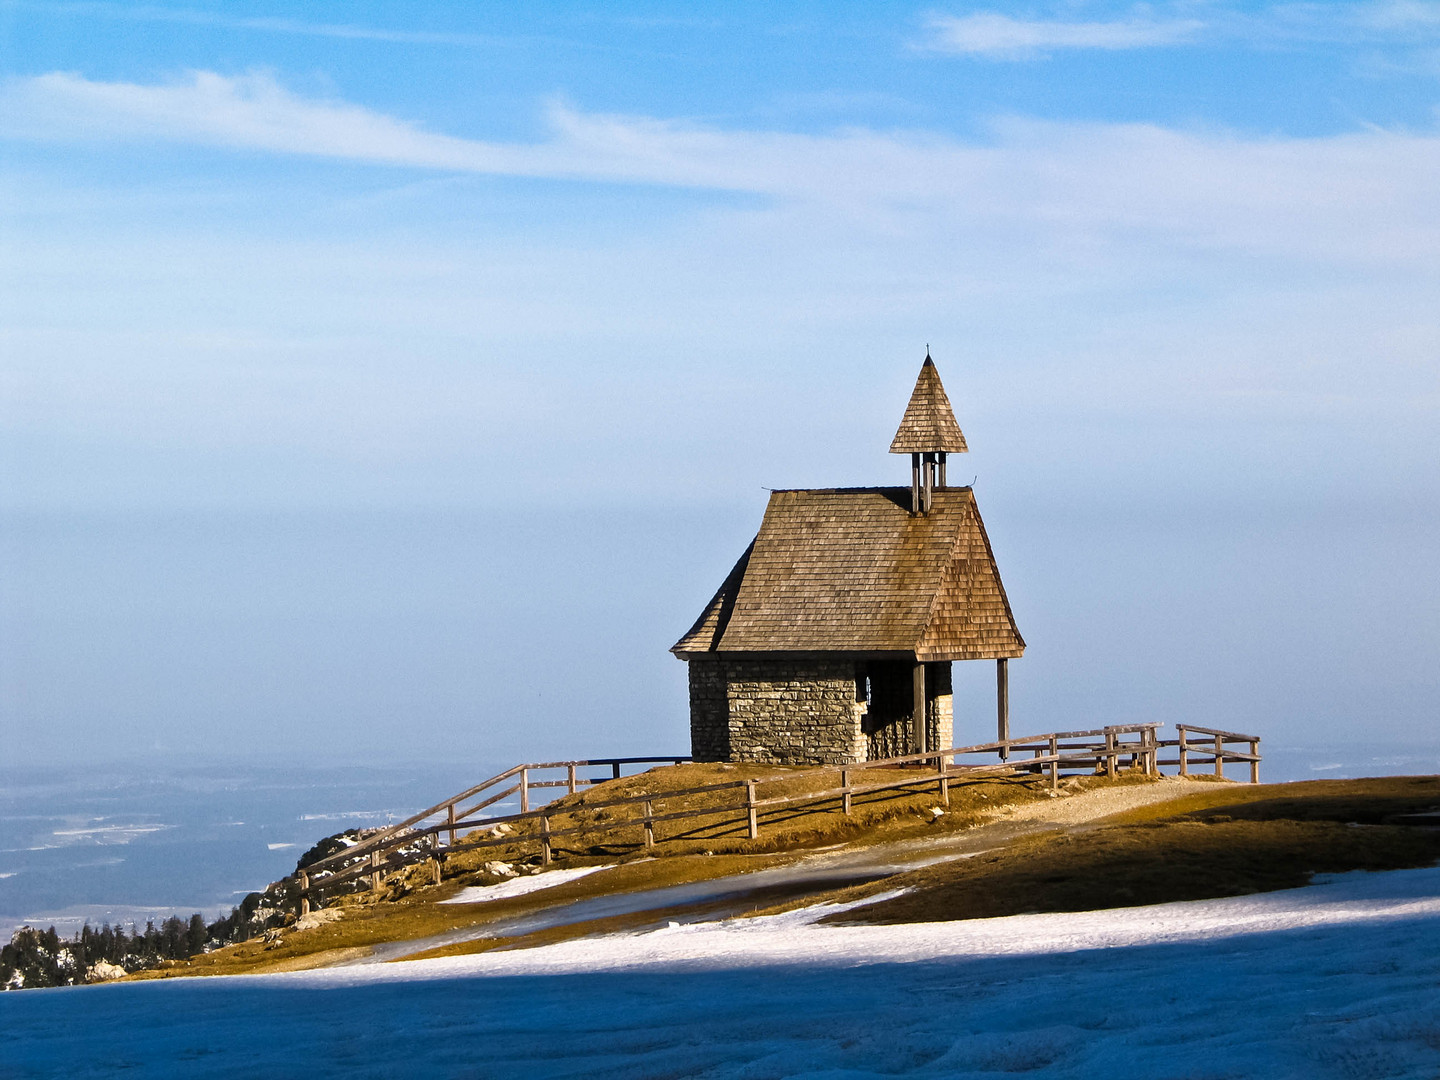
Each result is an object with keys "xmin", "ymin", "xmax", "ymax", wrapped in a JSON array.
[
  {"xmin": 687, "ymin": 656, "xmax": 866, "ymax": 765},
  {"xmin": 687, "ymin": 659, "xmax": 733, "ymax": 762}
]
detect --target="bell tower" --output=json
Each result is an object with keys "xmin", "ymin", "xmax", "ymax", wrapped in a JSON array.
[{"xmin": 889, "ymin": 353, "xmax": 967, "ymax": 515}]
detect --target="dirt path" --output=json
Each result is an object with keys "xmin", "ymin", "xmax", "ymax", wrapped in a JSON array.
[{"xmin": 1005, "ymin": 775, "xmax": 1201, "ymax": 825}]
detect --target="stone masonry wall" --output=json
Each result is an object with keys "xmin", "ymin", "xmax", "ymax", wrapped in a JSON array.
[
  {"xmin": 687, "ymin": 657, "xmax": 865, "ymax": 765},
  {"xmin": 687, "ymin": 658, "xmax": 732, "ymax": 762}
]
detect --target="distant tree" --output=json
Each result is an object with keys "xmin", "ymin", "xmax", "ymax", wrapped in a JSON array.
[{"xmin": 188, "ymin": 914, "xmax": 208, "ymax": 956}]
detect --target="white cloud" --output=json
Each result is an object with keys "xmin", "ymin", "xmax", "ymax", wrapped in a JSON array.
[
  {"xmin": 919, "ymin": 11, "xmax": 1203, "ymax": 57},
  {"xmin": 2, "ymin": 70, "xmax": 1439, "ymax": 268}
]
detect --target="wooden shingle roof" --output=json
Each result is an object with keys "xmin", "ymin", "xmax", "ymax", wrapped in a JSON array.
[
  {"xmin": 673, "ymin": 487, "xmax": 1023, "ymax": 662},
  {"xmin": 889, "ymin": 357, "xmax": 968, "ymax": 454}
]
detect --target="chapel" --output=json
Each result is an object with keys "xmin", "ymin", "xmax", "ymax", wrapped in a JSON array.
[{"xmin": 671, "ymin": 355, "xmax": 1025, "ymax": 765}]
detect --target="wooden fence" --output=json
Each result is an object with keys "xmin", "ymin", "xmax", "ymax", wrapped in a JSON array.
[{"xmin": 291, "ymin": 723, "xmax": 1260, "ymax": 912}]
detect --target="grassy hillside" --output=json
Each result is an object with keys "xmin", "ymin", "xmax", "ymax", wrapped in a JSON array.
[
  {"xmin": 819, "ymin": 776, "xmax": 1440, "ymax": 924},
  {"xmin": 128, "ymin": 771, "xmax": 1440, "ymax": 980}
]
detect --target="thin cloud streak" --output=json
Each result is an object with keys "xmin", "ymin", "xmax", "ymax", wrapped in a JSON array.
[
  {"xmin": 920, "ymin": 11, "xmax": 1203, "ymax": 57},
  {"xmin": 8, "ymin": 1, "xmax": 538, "ymax": 49},
  {"xmin": 1363, "ymin": 0, "xmax": 1440, "ymax": 29},
  {"xmin": 916, "ymin": 2, "xmax": 1440, "ymax": 60}
]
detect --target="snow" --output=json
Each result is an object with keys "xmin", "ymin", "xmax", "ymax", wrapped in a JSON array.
[
  {"xmin": 2, "ymin": 867, "xmax": 1438, "ymax": 1078},
  {"xmin": 437, "ymin": 864, "xmax": 614, "ymax": 904}
]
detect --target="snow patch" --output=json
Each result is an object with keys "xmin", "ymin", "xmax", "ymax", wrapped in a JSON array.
[
  {"xmin": 439, "ymin": 865, "xmax": 614, "ymax": 905},
  {"xmin": 8, "ymin": 868, "xmax": 1440, "ymax": 1078},
  {"xmin": 298, "ymin": 865, "xmax": 1440, "ymax": 984}
]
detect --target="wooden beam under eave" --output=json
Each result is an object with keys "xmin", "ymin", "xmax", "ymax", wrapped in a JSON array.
[
  {"xmin": 912, "ymin": 662, "xmax": 927, "ymax": 754},
  {"xmin": 997, "ymin": 658, "xmax": 1010, "ymax": 760}
]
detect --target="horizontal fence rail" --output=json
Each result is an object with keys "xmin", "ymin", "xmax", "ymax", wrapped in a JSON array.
[{"xmin": 289, "ymin": 725, "xmax": 1260, "ymax": 913}]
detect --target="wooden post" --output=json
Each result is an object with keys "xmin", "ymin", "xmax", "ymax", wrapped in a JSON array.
[
  {"xmin": 997, "ymin": 659, "xmax": 1010, "ymax": 761},
  {"xmin": 298, "ymin": 872, "xmax": 310, "ymax": 916},
  {"xmin": 430, "ymin": 858, "xmax": 442, "ymax": 886},
  {"xmin": 520, "ymin": 768, "xmax": 529, "ymax": 813},
  {"xmin": 922, "ymin": 453, "xmax": 934, "ymax": 513},
  {"xmin": 612, "ymin": 762, "xmax": 621, "ymax": 780},
  {"xmin": 567, "ymin": 765, "xmax": 577, "ymax": 795},
  {"xmin": 1178, "ymin": 726, "xmax": 1189, "ymax": 776},
  {"xmin": 540, "ymin": 815, "xmax": 551, "ymax": 865},
  {"xmin": 912, "ymin": 662, "xmax": 927, "ymax": 755},
  {"xmin": 446, "ymin": 803, "xmax": 456, "ymax": 847},
  {"xmin": 938, "ymin": 755, "xmax": 950, "ymax": 806},
  {"xmin": 911, "ymin": 453, "xmax": 921, "ymax": 514},
  {"xmin": 1104, "ymin": 730, "xmax": 1116, "ymax": 778},
  {"xmin": 1214, "ymin": 734, "xmax": 1225, "ymax": 778},
  {"xmin": 1250, "ymin": 740, "xmax": 1260, "ymax": 784},
  {"xmin": 938, "ymin": 451, "xmax": 947, "ymax": 488},
  {"xmin": 746, "ymin": 781, "xmax": 758, "ymax": 840},
  {"xmin": 842, "ymin": 769, "xmax": 852, "ymax": 816},
  {"xmin": 370, "ymin": 850, "xmax": 381, "ymax": 892},
  {"xmin": 1048, "ymin": 734, "xmax": 1059, "ymax": 791},
  {"xmin": 643, "ymin": 800, "xmax": 655, "ymax": 848}
]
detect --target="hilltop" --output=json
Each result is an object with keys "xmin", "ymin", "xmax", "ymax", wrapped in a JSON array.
[{"xmin": 118, "ymin": 767, "xmax": 1440, "ymax": 980}]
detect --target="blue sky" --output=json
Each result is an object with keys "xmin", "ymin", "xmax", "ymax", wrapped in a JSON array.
[{"xmin": 2, "ymin": 2, "xmax": 1438, "ymax": 763}]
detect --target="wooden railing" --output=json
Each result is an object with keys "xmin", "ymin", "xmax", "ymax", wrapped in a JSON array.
[
  {"xmin": 293, "ymin": 756, "xmax": 689, "ymax": 911},
  {"xmin": 290, "ymin": 723, "xmax": 1260, "ymax": 912},
  {"xmin": 1169, "ymin": 724, "xmax": 1262, "ymax": 784}
]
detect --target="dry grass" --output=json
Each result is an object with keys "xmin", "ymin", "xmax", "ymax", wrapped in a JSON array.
[
  {"xmin": 440, "ymin": 762, "xmax": 1059, "ymax": 871},
  {"xmin": 133, "ymin": 766, "xmax": 1061, "ymax": 980},
  {"xmin": 820, "ymin": 775, "xmax": 1440, "ymax": 925}
]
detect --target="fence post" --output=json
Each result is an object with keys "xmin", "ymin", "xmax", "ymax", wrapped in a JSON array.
[
  {"xmin": 1214, "ymin": 734, "xmax": 1224, "ymax": 778},
  {"xmin": 643, "ymin": 800, "xmax": 655, "ymax": 848},
  {"xmin": 938, "ymin": 754, "xmax": 949, "ymax": 806},
  {"xmin": 298, "ymin": 872, "xmax": 310, "ymax": 916},
  {"xmin": 842, "ymin": 769, "xmax": 852, "ymax": 816},
  {"xmin": 1049, "ymin": 735, "xmax": 1059, "ymax": 791},
  {"xmin": 430, "ymin": 857, "xmax": 442, "ymax": 886},
  {"xmin": 612, "ymin": 762, "xmax": 621, "ymax": 780},
  {"xmin": 1142, "ymin": 728, "xmax": 1154, "ymax": 776},
  {"xmin": 1250, "ymin": 739, "xmax": 1260, "ymax": 785},
  {"xmin": 520, "ymin": 768, "xmax": 530, "ymax": 813},
  {"xmin": 370, "ymin": 849, "xmax": 381, "ymax": 892},
  {"xmin": 746, "ymin": 781, "xmax": 758, "ymax": 840},
  {"xmin": 1104, "ymin": 730, "xmax": 1116, "ymax": 778},
  {"xmin": 568, "ymin": 765, "xmax": 577, "ymax": 795},
  {"xmin": 1178, "ymin": 727, "xmax": 1189, "ymax": 776},
  {"xmin": 540, "ymin": 815, "xmax": 551, "ymax": 865},
  {"xmin": 446, "ymin": 802, "xmax": 457, "ymax": 848}
]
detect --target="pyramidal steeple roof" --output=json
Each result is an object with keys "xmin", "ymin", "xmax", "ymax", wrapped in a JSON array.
[{"xmin": 889, "ymin": 355, "xmax": 968, "ymax": 454}]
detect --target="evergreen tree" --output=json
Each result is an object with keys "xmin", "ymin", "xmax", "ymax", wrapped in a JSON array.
[{"xmin": 187, "ymin": 913, "xmax": 208, "ymax": 956}]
